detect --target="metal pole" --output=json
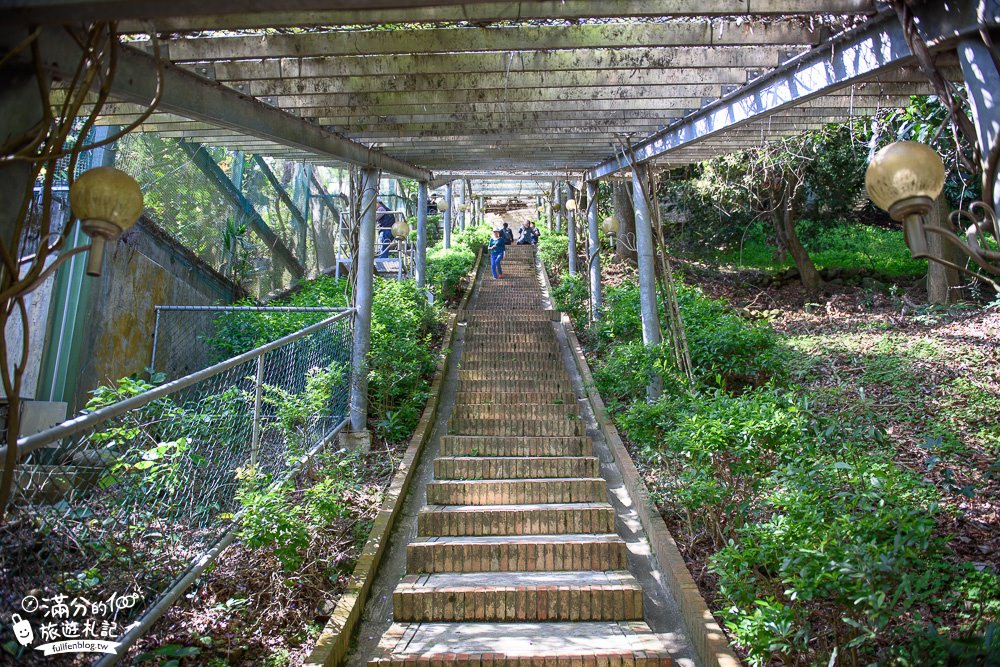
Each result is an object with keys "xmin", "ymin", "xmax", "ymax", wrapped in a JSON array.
[
  {"xmin": 457, "ymin": 186, "xmax": 466, "ymax": 231},
  {"xmin": 567, "ymin": 183, "xmax": 577, "ymax": 276},
  {"xmin": 416, "ymin": 181, "xmax": 428, "ymax": 288},
  {"xmin": 957, "ymin": 37, "xmax": 1000, "ymax": 213},
  {"xmin": 556, "ymin": 182, "xmax": 566, "ymax": 233},
  {"xmin": 250, "ymin": 353, "xmax": 265, "ymax": 467},
  {"xmin": 349, "ymin": 168, "xmax": 378, "ymax": 434},
  {"xmin": 586, "ymin": 180, "xmax": 602, "ymax": 321},
  {"xmin": 444, "ymin": 182, "xmax": 453, "ymax": 248},
  {"xmin": 632, "ymin": 162, "xmax": 663, "ymax": 400}
]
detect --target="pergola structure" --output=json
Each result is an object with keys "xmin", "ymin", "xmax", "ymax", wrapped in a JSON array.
[{"xmin": 2, "ymin": 0, "xmax": 998, "ymax": 440}]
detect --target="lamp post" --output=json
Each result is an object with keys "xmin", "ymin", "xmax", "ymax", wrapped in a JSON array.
[{"xmin": 865, "ymin": 141, "xmax": 1000, "ymax": 282}]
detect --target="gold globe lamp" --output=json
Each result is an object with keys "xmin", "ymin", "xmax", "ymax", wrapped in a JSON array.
[
  {"xmin": 865, "ymin": 141, "xmax": 946, "ymax": 259},
  {"xmin": 565, "ymin": 199, "xmax": 577, "ymax": 212},
  {"xmin": 601, "ymin": 215, "xmax": 620, "ymax": 235},
  {"xmin": 551, "ymin": 202, "xmax": 561, "ymax": 213},
  {"xmin": 391, "ymin": 218, "xmax": 410, "ymax": 240},
  {"xmin": 69, "ymin": 166, "xmax": 144, "ymax": 276},
  {"xmin": 437, "ymin": 198, "xmax": 449, "ymax": 213}
]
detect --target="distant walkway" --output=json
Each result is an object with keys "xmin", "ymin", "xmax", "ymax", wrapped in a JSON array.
[{"xmin": 353, "ymin": 244, "xmax": 696, "ymax": 667}]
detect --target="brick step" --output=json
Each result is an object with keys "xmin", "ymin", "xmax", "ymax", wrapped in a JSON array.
[
  {"xmin": 458, "ymin": 378, "xmax": 573, "ymax": 395},
  {"xmin": 459, "ymin": 370, "xmax": 570, "ymax": 382},
  {"xmin": 461, "ymin": 351, "xmax": 562, "ymax": 363},
  {"xmin": 448, "ymin": 417, "xmax": 585, "ymax": 437},
  {"xmin": 440, "ymin": 435, "xmax": 592, "ymax": 457},
  {"xmin": 427, "ymin": 478, "xmax": 607, "ymax": 505},
  {"xmin": 451, "ymin": 404, "xmax": 580, "ymax": 421},
  {"xmin": 453, "ymin": 391, "xmax": 577, "ymax": 406},
  {"xmin": 464, "ymin": 310, "xmax": 556, "ymax": 322},
  {"xmin": 406, "ymin": 534, "xmax": 627, "ymax": 573},
  {"xmin": 463, "ymin": 334, "xmax": 555, "ymax": 344},
  {"xmin": 434, "ymin": 456, "xmax": 599, "ymax": 480},
  {"xmin": 368, "ymin": 622, "xmax": 673, "ymax": 667},
  {"xmin": 463, "ymin": 327, "xmax": 554, "ymax": 337},
  {"xmin": 462, "ymin": 346, "xmax": 559, "ymax": 356},
  {"xmin": 418, "ymin": 502, "xmax": 615, "ymax": 536},
  {"xmin": 459, "ymin": 361, "xmax": 566, "ymax": 374},
  {"xmin": 392, "ymin": 570, "xmax": 644, "ymax": 622}
]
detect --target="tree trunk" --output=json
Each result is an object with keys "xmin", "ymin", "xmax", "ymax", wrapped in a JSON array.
[
  {"xmin": 613, "ymin": 181, "xmax": 637, "ymax": 266},
  {"xmin": 775, "ymin": 182, "xmax": 822, "ymax": 290},
  {"xmin": 926, "ymin": 195, "xmax": 964, "ymax": 304}
]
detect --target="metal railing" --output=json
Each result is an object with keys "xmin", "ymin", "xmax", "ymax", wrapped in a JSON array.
[{"xmin": 0, "ymin": 309, "xmax": 354, "ymax": 664}]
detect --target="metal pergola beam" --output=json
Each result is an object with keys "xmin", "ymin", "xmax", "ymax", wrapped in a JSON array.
[
  {"xmin": 95, "ymin": 1, "xmax": 880, "ymax": 32},
  {"xmin": 28, "ymin": 27, "xmax": 432, "ymax": 181},
  {"xmin": 585, "ymin": 5, "xmax": 997, "ymax": 179},
  {"xmin": 178, "ymin": 46, "xmax": 804, "ymax": 74},
  {"xmin": 158, "ymin": 21, "xmax": 824, "ymax": 61}
]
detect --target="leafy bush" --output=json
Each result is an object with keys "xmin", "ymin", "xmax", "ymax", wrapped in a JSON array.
[
  {"xmin": 205, "ymin": 276, "xmax": 349, "ymax": 360},
  {"xmin": 205, "ymin": 275, "xmax": 440, "ymax": 443},
  {"xmin": 592, "ymin": 283, "xmax": 784, "ymax": 389},
  {"xmin": 368, "ymin": 279, "xmax": 439, "ymax": 440},
  {"xmin": 550, "ymin": 272, "xmax": 590, "ymax": 330},
  {"xmin": 427, "ymin": 244, "xmax": 476, "ymax": 302},
  {"xmin": 620, "ymin": 386, "xmax": 810, "ymax": 545},
  {"xmin": 538, "ymin": 232, "xmax": 569, "ymax": 276},
  {"xmin": 675, "ymin": 282, "xmax": 785, "ymax": 388},
  {"xmin": 712, "ymin": 455, "xmax": 945, "ymax": 665},
  {"xmin": 452, "ymin": 223, "xmax": 494, "ymax": 255},
  {"xmin": 235, "ymin": 450, "xmax": 369, "ymax": 572}
]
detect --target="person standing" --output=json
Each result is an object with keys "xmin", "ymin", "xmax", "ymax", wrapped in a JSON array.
[
  {"xmin": 488, "ymin": 229, "xmax": 508, "ymax": 279},
  {"xmin": 376, "ymin": 200, "xmax": 394, "ymax": 259},
  {"xmin": 501, "ymin": 222, "xmax": 515, "ymax": 245}
]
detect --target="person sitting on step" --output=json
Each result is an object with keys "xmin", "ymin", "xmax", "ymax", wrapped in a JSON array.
[
  {"xmin": 488, "ymin": 229, "xmax": 508, "ymax": 279},
  {"xmin": 516, "ymin": 220, "xmax": 534, "ymax": 245}
]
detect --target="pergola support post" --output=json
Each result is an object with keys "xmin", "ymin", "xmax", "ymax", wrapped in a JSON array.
[
  {"xmin": 567, "ymin": 183, "xmax": 578, "ymax": 276},
  {"xmin": 586, "ymin": 179, "xmax": 602, "ymax": 321},
  {"xmin": 556, "ymin": 183, "xmax": 566, "ymax": 233},
  {"xmin": 416, "ymin": 181, "xmax": 428, "ymax": 289},
  {"xmin": 344, "ymin": 167, "xmax": 378, "ymax": 452},
  {"xmin": 957, "ymin": 36, "xmax": 1000, "ymax": 213},
  {"xmin": 444, "ymin": 182, "xmax": 453, "ymax": 248},
  {"xmin": 632, "ymin": 162, "xmax": 663, "ymax": 400},
  {"xmin": 457, "ymin": 185, "xmax": 466, "ymax": 232}
]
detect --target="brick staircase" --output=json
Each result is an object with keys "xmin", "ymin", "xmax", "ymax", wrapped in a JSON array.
[{"xmin": 369, "ymin": 245, "xmax": 674, "ymax": 667}]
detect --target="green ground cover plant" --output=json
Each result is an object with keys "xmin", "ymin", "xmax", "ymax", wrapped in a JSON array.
[
  {"xmin": 558, "ymin": 275, "xmax": 997, "ymax": 665},
  {"xmin": 709, "ymin": 220, "xmax": 927, "ymax": 277}
]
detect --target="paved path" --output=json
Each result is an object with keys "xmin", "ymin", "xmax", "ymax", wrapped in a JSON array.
[{"xmin": 355, "ymin": 245, "xmax": 698, "ymax": 667}]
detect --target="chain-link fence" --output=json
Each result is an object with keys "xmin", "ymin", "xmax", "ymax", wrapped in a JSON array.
[
  {"xmin": 114, "ymin": 134, "xmax": 306, "ymax": 299},
  {"xmin": 150, "ymin": 305, "xmax": 349, "ymax": 381},
  {"xmin": 0, "ymin": 310, "xmax": 354, "ymax": 664}
]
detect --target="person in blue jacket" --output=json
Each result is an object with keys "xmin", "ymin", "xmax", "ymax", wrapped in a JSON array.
[{"xmin": 488, "ymin": 228, "xmax": 508, "ymax": 279}]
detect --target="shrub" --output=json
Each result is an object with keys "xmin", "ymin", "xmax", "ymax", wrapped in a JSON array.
[
  {"xmin": 550, "ymin": 272, "xmax": 590, "ymax": 331},
  {"xmin": 427, "ymin": 244, "xmax": 476, "ymax": 302},
  {"xmin": 538, "ymin": 232, "xmax": 569, "ymax": 276},
  {"xmin": 368, "ymin": 279, "xmax": 439, "ymax": 440},
  {"xmin": 206, "ymin": 275, "xmax": 439, "ymax": 444},
  {"xmin": 675, "ymin": 282, "xmax": 785, "ymax": 388},
  {"xmin": 452, "ymin": 223, "xmax": 494, "ymax": 255},
  {"xmin": 593, "ymin": 283, "xmax": 784, "ymax": 389},
  {"xmin": 621, "ymin": 386, "xmax": 810, "ymax": 545},
  {"xmin": 712, "ymin": 454, "xmax": 945, "ymax": 665}
]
